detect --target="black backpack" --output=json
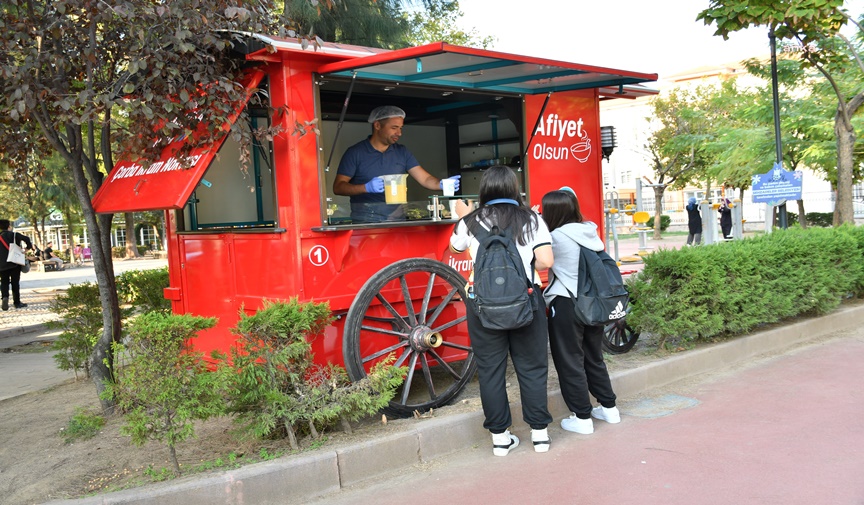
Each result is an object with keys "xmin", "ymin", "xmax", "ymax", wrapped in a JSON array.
[
  {"xmin": 471, "ymin": 226, "xmax": 535, "ymax": 331},
  {"xmin": 571, "ymin": 245, "xmax": 629, "ymax": 326}
]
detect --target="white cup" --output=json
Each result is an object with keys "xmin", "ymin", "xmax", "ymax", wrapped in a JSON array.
[
  {"xmin": 442, "ymin": 178, "xmax": 456, "ymax": 196},
  {"xmin": 449, "ymin": 199, "xmax": 459, "ymax": 219}
]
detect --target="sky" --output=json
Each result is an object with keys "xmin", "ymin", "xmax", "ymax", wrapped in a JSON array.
[{"xmin": 455, "ymin": 0, "xmax": 864, "ymax": 80}]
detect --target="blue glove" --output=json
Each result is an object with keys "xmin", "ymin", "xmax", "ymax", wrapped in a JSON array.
[
  {"xmin": 440, "ymin": 175, "xmax": 461, "ymax": 192},
  {"xmin": 365, "ymin": 177, "xmax": 384, "ymax": 193}
]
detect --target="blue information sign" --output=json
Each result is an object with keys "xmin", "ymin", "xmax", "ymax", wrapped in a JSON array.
[{"xmin": 751, "ymin": 163, "xmax": 803, "ymax": 205}]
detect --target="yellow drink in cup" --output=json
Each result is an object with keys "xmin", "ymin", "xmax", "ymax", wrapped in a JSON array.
[{"xmin": 381, "ymin": 174, "xmax": 408, "ymax": 204}]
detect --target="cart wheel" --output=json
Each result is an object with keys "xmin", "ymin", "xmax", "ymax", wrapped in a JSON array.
[
  {"xmin": 603, "ymin": 317, "xmax": 640, "ymax": 354},
  {"xmin": 344, "ymin": 258, "xmax": 476, "ymax": 418}
]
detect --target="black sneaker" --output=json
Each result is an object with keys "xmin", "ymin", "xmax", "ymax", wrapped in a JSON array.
[
  {"xmin": 14, "ymin": 302, "xmax": 27, "ymax": 309},
  {"xmin": 1, "ymin": 298, "xmax": 7, "ymax": 311}
]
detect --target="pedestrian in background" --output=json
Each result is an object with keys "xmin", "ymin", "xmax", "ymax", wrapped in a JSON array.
[
  {"xmin": 0, "ymin": 219, "xmax": 33, "ymax": 311},
  {"xmin": 686, "ymin": 197, "xmax": 702, "ymax": 246},
  {"xmin": 719, "ymin": 198, "xmax": 733, "ymax": 240},
  {"xmin": 541, "ymin": 189, "xmax": 621, "ymax": 435},
  {"xmin": 449, "ymin": 165, "xmax": 554, "ymax": 456},
  {"xmin": 73, "ymin": 244, "xmax": 83, "ymax": 266}
]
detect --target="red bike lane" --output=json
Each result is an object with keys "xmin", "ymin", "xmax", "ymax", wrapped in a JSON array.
[{"xmin": 312, "ymin": 331, "xmax": 864, "ymax": 505}]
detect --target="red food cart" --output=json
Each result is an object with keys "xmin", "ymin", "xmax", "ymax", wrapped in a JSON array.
[{"xmin": 92, "ymin": 34, "xmax": 657, "ymax": 416}]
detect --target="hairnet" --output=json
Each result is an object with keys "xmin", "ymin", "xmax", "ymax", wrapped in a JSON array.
[
  {"xmin": 368, "ymin": 106, "xmax": 406, "ymax": 123},
  {"xmin": 559, "ymin": 186, "xmax": 576, "ymax": 196}
]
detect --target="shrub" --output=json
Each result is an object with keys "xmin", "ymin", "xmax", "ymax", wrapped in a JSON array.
[
  {"xmin": 48, "ymin": 282, "xmax": 110, "ymax": 379},
  {"xmin": 116, "ymin": 267, "xmax": 170, "ymax": 314},
  {"xmin": 627, "ymin": 225, "xmax": 864, "ymax": 347},
  {"xmin": 215, "ymin": 299, "xmax": 406, "ymax": 451},
  {"xmin": 805, "ymin": 212, "xmax": 833, "ymax": 228},
  {"xmin": 787, "ymin": 212, "xmax": 834, "ymax": 228},
  {"xmin": 61, "ymin": 408, "xmax": 105, "ymax": 444},
  {"xmin": 646, "ymin": 214, "xmax": 671, "ymax": 231},
  {"xmin": 104, "ymin": 313, "xmax": 223, "ymax": 476}
]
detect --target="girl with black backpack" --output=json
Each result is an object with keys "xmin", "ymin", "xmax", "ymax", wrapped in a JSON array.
[{"xmin": 449, "ymin": 166, "xmax": 554, "ymax": 456}]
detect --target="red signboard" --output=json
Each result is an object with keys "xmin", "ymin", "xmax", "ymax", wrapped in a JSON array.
[
  {"xmin": 91, "ymin": 70, "xmax": 266, "ymax": 214},
  {"xmin": 524, "ymin": 90, "xmax": 605, "ymax": 238}
]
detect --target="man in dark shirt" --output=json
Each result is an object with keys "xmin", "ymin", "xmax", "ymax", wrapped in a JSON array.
[
  {"xmin": 333, "ymin": 106, "xmax": 460, "ymax": 223},
  {"xmin": 43, "ymin": 241, "xmax": 65, "ymax": 271}
]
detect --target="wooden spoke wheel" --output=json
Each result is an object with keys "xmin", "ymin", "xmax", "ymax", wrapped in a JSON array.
[
  {"xmin": 603, "ymin": 317, "xmax": 640, "ymax": 354},
  {"xmin": 343, "ymin": 258, "xmax": 476, "ymax": 418}
]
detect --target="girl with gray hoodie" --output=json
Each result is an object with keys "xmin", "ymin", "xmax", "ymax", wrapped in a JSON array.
[{"xmin": 541, "ymin": 189, "xmax": 620, "ymax": 435}]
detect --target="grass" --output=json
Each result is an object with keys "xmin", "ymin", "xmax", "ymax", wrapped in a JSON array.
[{"xmin": 61, "ymin": 408, "xmax": 105, "ymax": 444}]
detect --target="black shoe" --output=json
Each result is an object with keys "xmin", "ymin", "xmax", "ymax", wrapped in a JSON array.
[
  {"xmin": 1, "ymin": 298, "xmax": 8, "ymax": 311},
  {"xmin": 14, "ymin": 302, "xmax": 27, "ymax": 309}
]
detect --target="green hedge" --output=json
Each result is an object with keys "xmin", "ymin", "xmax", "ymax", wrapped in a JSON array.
[
  {"xmin": 112, "ymin": 245, "xmax": 150, "ymax": 258},
  {"xmin": 646, "ymin": 214, "xmax": 671, "ymax": 231},
  {"xmin": 116, "ymin": 267, "xmax": 171, "ymax": 314},
  {"xmin": 627, "ymin": 225, "xmax": 864, "ymax": 345}
]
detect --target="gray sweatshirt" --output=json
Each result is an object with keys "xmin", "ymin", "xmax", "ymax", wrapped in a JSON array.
[{"xmin": 543, "ymin": 221, "xmax": 605, "ymax": 306}]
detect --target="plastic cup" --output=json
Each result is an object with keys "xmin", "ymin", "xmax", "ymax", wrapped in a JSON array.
[
  {"xmin": 442, "ymin": 178, "xmax": 456, "ymax": 197},
  {"xmin": 449, "ymin": 199, "xmax": 459, "ymax": 219}
]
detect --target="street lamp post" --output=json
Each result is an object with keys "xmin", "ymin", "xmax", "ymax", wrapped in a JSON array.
[{"xmin": 769, "ymin": 26, "xmax": 789, "ymax": 229}]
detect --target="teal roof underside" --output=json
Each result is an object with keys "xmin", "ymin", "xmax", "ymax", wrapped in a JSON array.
[{"xmin": 317, "ymin": 43, "xmax": 658, "ymax": 96}]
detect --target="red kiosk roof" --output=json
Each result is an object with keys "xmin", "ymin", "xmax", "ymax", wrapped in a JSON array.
[{"xmin": 91, "ymin": 70, "xmax": 265, "ymax": 214}]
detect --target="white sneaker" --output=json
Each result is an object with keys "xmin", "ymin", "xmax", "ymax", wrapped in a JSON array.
[
  {"xmin": 591, "ymin": 405, "xmax": 621, "ymax": 424},
  {"xmin": 492, "ymin": 430, "xmax": 520, "ymax": 456},
  {"xmin": 531, "ymin": 428, "xmax": 550, "ymax": 453},
  {"xmin": 560, "ymin": 414, "xmax": 594, "ymax": 434}
]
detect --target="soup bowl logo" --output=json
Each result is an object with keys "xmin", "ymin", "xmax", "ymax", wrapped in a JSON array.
[{"xmin": 570, "ymin": 138, "xmax": 591, "ymax": 163}]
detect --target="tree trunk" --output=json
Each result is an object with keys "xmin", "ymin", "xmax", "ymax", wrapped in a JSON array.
[
  {"xmin": 285, "ymin": 420, "xmax": 299, "ymax": 451},
  {"xmin": 124, "ymin": 212, "xmax": 142, "ymax": 258},
  {"xmin": 652, "ymin": 186, "xmax": 665, "ymax": 240},
  {"xmin": 835, "ymin": 105, "xmax": 859, "ymax": 225},
  {"xmin": 796, "ymin": 199, "xmax": 807, "ymax": 228},
  {"xmin": 68, "ymin": 161, "xmax": 122, "ymax": 414},
  {"xmin": 169, "ymin": 444, "xmax": 181, "ymax": 477}
]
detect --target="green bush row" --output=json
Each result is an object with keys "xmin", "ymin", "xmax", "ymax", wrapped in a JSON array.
[
  {"xmin": 628, "ymin": 225, "xmax": 864, "ymax": 346},
  {"xmin": 786, "ymin": 212, "xmax": 833, "ymax": 228}
]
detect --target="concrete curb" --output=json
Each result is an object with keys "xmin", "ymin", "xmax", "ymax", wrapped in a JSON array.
[
  {"xmin": 45, "ymin": 303, "xmax": 864, "ymax": 505},
  {"xmin": 0, "ymin": 323, "xmax": 49, "ymax": 340}
]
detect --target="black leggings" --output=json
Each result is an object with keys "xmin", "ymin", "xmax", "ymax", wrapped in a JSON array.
[{"xmin": 1, "ymin": 267, "xmax": 22, "ymax": 304}]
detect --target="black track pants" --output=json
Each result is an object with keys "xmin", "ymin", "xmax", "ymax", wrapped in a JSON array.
[
  {"xmin": 548, "ymin": 296, "xmax": 616, "ymax": 418},
  {"xmin": 467, "ymin": 289, "xmax": 553, "ymax": 432}
]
